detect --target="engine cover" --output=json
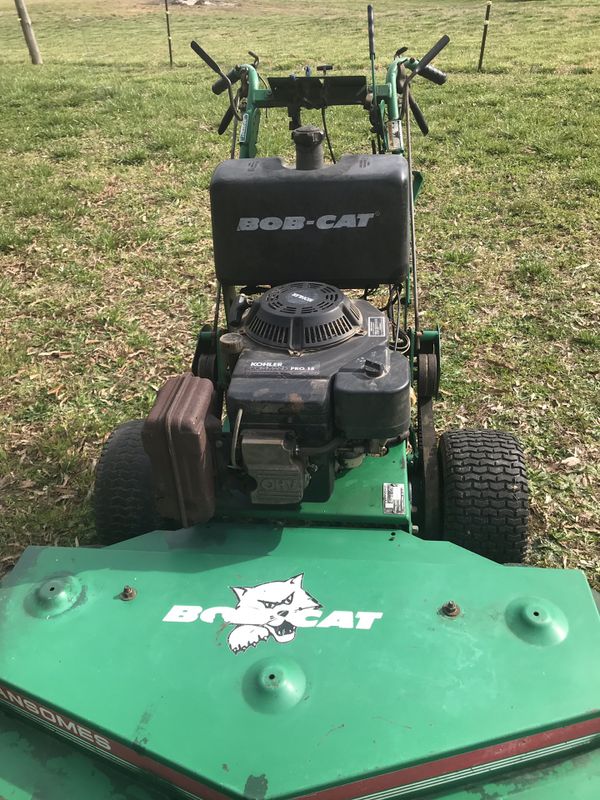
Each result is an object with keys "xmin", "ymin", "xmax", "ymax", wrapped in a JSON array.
[
  {"xmin": 245, "ymin": 282, "xmax": 362, "ymax": 352},
  {"xmin": 227, "ymin": 284, "xmax": 411, "ymax": 453}
]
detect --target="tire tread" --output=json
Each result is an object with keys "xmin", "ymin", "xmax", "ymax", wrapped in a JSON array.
[
  {"xmin": 93, "ymin": 420, "xmax": 160, "ymax": 544},
  {"xmin": 440, "ymin": 429, "xmax": 529, "ymax": 563}
]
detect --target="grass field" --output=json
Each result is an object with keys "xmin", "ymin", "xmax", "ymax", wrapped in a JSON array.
[{"xmin": 0, "ymin": 0, "xmax": 598, "ymax": 587}]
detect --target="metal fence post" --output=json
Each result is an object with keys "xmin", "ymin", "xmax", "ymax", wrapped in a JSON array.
[
  {"xmin": 478, "ymin": 2, "xmax": 492, "ymax": 72},
  {"xmin": 164, "ymin": 0, "xmax": 174, "ymax": 67}
]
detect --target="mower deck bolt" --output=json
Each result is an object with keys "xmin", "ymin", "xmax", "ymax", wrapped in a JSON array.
[
  {"xmin": 120, "ymin": 585, "xmax": 136, "ymax": 601},
  {"xmin": 441, "ymin": 600, "xmax": 460, "ymax": 617}
]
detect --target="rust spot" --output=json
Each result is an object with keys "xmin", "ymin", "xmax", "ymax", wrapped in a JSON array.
[
  {"xmin": 244, "ymin": 774, "xmax": 268, "ymax": 800},
  {"xmin": 133, "ymin": 708, "xmax": 153, "ymax": 747}
]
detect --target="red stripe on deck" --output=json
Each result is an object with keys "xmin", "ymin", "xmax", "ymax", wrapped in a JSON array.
[
  {"xmin": 296, "ymin": 716, "xmax": 600, "ymax": 800},
  {"xmin": 1, "ymin": 682, "xmax": 598, "ymax": 800}
]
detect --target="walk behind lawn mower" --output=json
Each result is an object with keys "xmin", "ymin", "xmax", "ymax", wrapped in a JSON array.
[{"xmin": 1, "ymin": 6, "xmax": 599, "ymax": 799}]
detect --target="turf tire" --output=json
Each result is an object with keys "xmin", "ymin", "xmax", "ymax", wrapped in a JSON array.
[
  {"xmin": 94, "ymin": 419, "xmax": 161, "ymax": 544},
  {"xmin": 439, "ymin": 429, "xmax": 529, "ymax": 563}
]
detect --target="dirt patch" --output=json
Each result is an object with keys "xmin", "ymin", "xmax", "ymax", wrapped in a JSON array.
[{"xmin": 146, "ymin": 0, "xmax": 237, "ymax": 6}]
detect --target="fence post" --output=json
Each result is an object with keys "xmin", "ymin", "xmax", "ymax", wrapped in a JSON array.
[
  {"xmin": 478, "ymin": 2, "xmax": 492, "ymax": 72},
  {"xmin": 164, "ymin": 0, "xmax": 174, "ymax": 67},
  {"xmin": 13, "ymin": 0, "xmax": 43, "ymax": 65}
]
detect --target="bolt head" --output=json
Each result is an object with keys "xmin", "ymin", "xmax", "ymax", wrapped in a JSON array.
[
  {"xmin": 441, "ymin": 600, "xmax": 460, "ymax": 617},
  {"xmin": 120, "ymin": 585, "xmax": 136, "ymax": 601}
]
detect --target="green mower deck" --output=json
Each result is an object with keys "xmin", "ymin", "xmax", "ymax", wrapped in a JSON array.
[{"xmin": 1, "ymin": 524, "xmax": 598, "ymax": 799}]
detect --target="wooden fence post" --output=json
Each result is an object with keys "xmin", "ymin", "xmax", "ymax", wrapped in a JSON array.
[{"xmin": 13, "ymin": 0, "xmax": 43, "ymax": 65}]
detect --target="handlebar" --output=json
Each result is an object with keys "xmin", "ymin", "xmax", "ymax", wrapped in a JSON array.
[
  {"xmin": 191, "ymin": 28, "xmax": 449, "ymax": 156},
  {"xmin": 418, "ymin": 64, "xmax": 447, "ymax": 85},
  {"xmin": 411, "ymin": 34, "xmax": 449, "ymax": 78},
  {"xmin": 212, "ymin": 66, "xmax": 243, "ymax": 95}
]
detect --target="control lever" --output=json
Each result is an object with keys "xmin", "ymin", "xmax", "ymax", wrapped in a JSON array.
[
  {"xmin": 191, "ymin": 40, "xmax": 243, "ymax": 126},
  {"xmin": 367, "ymin": 5, "xmax": 376, "ymax": 60},
  {"xmin": 218, "ymin": 104, "xmax": 235, "ymax": 135},
  {"xmin": 409, "ymin": 94, "xmax": 429, "ymax": 136},
  {"xmin": 212, "ymin": 66, "xmax": 243, "ymax": 96},
  {"xmin": 397, "ymin": 64, "xmax": 428, "ymax": 135},
  {"xmin": 408, "ymin": 35, "xmax": 450, "ymax": 83},
  {"xmin": 190, "ymin": 41, "xmax": 223, "ymax": 77}
]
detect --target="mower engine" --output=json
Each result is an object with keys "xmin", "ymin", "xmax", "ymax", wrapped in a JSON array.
[{"xmin": 226, "ymin": 281, "xmax": 411, "ymax": 504}]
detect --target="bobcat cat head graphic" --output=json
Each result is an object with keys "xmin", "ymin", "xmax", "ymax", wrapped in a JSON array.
[{"xmin": 227, "ymin": 574, "xmax": 321, "ymax": 654}]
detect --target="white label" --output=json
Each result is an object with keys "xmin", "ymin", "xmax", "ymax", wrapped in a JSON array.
[
  {"xmin": 387, "ymin": 119, "xmax": 402, "ymax": 151},
  {"xmin": 239, "ymin": 112, "xmax": 249, "ymax": 143},
  {"xmin": 382, "ymin": 483, "xmax": 405, "ymax": 515},
  {"xmin": 287, "ymin": 363, "xmax": 319, "ymax": 373},
  {"xmin": 368, "ymin": 316, "xmax": 386, "ymax": 337}
]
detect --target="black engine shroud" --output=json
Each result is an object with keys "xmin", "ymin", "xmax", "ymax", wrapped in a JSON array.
[{"xmin": 226, "ymin": 283, "xmax": 411, "ymax": 504}]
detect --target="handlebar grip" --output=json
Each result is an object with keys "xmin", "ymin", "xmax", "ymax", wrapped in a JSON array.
[
  {"xmin": 212, "ymin": 66, "xmax": 243, "ymax": 95},
  {"xmin": 367, "ymin": 5, "xmax": 375, "ymax": 59},
  {"xmin": 419, "ymin": 64, "xmax": 447, "ymax": 85}
]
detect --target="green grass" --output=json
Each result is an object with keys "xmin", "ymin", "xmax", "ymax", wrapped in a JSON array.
[{"xmin": 0, "ymin": 0, "xmax": 598, "ymax": 587}]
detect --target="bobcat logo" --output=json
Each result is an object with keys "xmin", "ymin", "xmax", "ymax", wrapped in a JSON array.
[
  {"xmin": 227, "ymin": 574, "xmax": 321, "ymax": 654},
  {"xmin": 162, "ymin": 576, "xmax": 384, "ymax": 650}
]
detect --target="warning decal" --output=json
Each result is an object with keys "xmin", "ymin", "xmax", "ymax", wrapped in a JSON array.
[
  {"xmin": 382, "ymin": 483, "xmax": 405, "ymax": 515},
  {"xmin": 368, "ymin": 316, "xmax": 386, "ymax": 337}
]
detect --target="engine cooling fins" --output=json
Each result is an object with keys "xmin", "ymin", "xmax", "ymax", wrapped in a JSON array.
[{"xmin": 244, "ymin": 282, "xmax": 363, "ymax": 352}]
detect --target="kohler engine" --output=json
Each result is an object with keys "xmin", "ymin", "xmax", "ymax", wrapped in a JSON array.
[{"xmin": 225, "ymin": 281, "xmax": 411, "ymax": 504}]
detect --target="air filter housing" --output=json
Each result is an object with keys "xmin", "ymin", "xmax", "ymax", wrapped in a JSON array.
[{"xmin": 244, "ymin": 282, "xmax": 362, "ymax": 352}]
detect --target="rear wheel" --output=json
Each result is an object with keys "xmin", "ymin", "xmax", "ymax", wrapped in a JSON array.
[
  {"xmin": 439, "ymin": 429, "xmax": 529, "ymax": 563},
  {"xmin": 94, "ymin": 420, "xmax": 161, "ymax": 544}
]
